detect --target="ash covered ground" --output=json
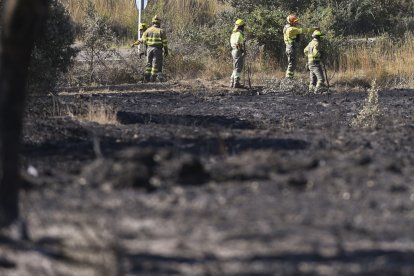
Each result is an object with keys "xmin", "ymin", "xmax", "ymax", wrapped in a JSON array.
[{"xmin": 2, "ymin": 81, "xmax": 414, "ymax": 275}]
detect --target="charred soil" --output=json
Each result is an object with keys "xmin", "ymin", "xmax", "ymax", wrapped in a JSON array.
[{"xmin": 2, "ymin": 82, "xmax": 414, "ymax": 275}]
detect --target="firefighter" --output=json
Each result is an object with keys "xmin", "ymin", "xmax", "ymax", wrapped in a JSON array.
[
  {"xmin": 131, "ymin": 23, "xmax": 149, "ymax": 47},
  {"xmin": 130, "ymin": 23, "xmax": 149, "ymax": 59},
  {"xmin": 230, "ymin": 19, "xmax": 246, "ymax": 88},
  {"xmin": 142, "ymin": 15, "xmax": 168, "ymax": 82},
  {"xmin": 283, "ymin": 14, "xmax": 318, "ymax": 78},
  {"xmin": 304, "ymin": 30, "xmax": 327, "ymax": 93}
]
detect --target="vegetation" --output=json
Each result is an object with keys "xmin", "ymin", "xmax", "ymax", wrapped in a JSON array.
[
  {"xmin": 0, "ymin": 0, "xmax": 77, "ymax": 92},
  {"xmin": 80, "ymin": 0, "xmax": 118, "ymax": 83},
  {"xmin": 2, "ymin": 0, "xmax": 413, "ymax": 88},
  {"xmin": 59, "ymin": 0, "xmax": 414, "ymax": 87},
  {"xmin": 28, "ymin": 0, "xmax": 78, "ymax": 92},
  {"xmin": 351, "ymin": 80, "xmax": 383, "ymax": 129}
]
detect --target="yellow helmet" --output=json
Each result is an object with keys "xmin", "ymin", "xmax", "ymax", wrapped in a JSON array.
[
  {"xmin": 139, "ymin": 23, "xmax": 148, "ymax": 31},
  {"xmin": 152, "ymin": 15, "xmax": 161, "ymax": 24},
  {"xmin": 235, "ymin": 19, "xmax": 245, "ymax": 27},
  {"xmin": 312, "ymin": 30, "xmax": 324, "ymax": 38}
]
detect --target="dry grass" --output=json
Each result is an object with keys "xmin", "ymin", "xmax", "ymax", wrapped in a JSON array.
[
  {"xmin": 253, "ymin": 35, "xmax": 414, "ymax": 89},
  {"xmin": 61, "ymin": 0, "xmax": 137, "ymax": 30},
  {"xmin": 80, "ymin": 102, "xmax": 118, "ymax": 125},
  {"xmin": 154, "ymin": 0, "xmax": 223, "ymax": 31},
  {"xmin": 336, "ymin": 34, "xmax": 414, "ymax": 88},
  {"xmin": 60, "ymin": 0, "xmax": 414, "ymax": 89},
  {"xmin": 61, "ymin": 0, "xmax": 223, "ymax": 33},
  {"xmin": 351, "ymin": 79, "xmax": 384, "ymax": 129}
]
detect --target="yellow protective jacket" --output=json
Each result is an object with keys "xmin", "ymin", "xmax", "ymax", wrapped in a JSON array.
[
  {"xmin": 142, "ymin": 26, "xmax": 168, "ymax": 49},
  {"xmin": 283, "ymin": 24, "xmax": 316, "ymax": 47},
  {"xmin": 230, "ymin": 30, "xmax": 245, "ymax": 50},
  {"xmin": 304, "ymin": 38, "xmax": 322, "ymax": 63}
]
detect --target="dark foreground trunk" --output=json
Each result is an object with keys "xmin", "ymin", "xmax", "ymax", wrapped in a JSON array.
[{"xmin": 0, "ymin": 0, "xmax": 47, "ymax": 227}]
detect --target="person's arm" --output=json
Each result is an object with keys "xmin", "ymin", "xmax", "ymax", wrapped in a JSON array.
[
  {"xmin": 314, "ymin": 42, "xmax": 322, "ymax": 60},
  {"xmin": 300, "ymin": 27, "xmax": 318, "ymax": 35},
  {"xmin": 141, "ymin": 30, "xmax": 148, "ymax": 45},
  {"xmin": 130, "ymin": 39, "xmax": 142, "ymax": 47},
  {"xmin": 304, "ymin": 43, "xmax": 309, "ymax": 56},
  {"xmin": 288, "ymin": 27, "xmax": 317, "ymax": 37}
]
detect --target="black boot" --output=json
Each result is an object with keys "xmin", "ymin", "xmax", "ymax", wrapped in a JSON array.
[{"xmin": 234, "ymin": 82, "xmax": 244, "ymax": 88}]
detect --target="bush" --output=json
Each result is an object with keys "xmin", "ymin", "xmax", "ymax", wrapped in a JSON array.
[
  {"xmin": 28, "ymin": 0, "xmax": 78, "ymax": 93},
  {"xmin": 230, "ymin": 0, "xmax": 414, "ymax": 37},
  {"xmin": 80, "ymin": 0, "xmax": 119, "ymax": 84}
]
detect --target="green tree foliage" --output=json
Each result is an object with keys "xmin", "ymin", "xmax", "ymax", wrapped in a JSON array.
[
  {"xmin": 230, "ymin": 0, "xmax": 312, "ymax": 13},
  {"xmin": 243, "ymin": 8, "xmax": 287, "ymax": 65},
  {"xmin": 331, "ymin": 0, "xmax": 405, "ymax": 36},
  {"xmin": 28, "ymin": 0, "xmax": 78, "ymax": 92},
  {"xmin": 224, "ymin": 0, "xmax": 414, "ymax": 68},
  {"xmin": 230, "ymin": 0, "xmax": 414, "ymax": 36}
]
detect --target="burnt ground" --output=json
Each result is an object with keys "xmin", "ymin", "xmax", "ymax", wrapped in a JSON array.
[{"xmin": 2, "ymin": 82, "xmax": 414, "ymax": 275}]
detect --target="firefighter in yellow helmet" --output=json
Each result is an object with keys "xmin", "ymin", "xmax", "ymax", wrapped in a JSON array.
[
  {"xmin": 304, "ymin": 30, "xmax": 327, "ymax": 93},
  {"xmin": 283, "ymin": 15, "xmax": 318, "ymax": 78},
  {"xmin": 131, "ymin": 23, "xmax": 149, "ymax": 58},
  {"xmin": 131, "ymin": 23, "xmax": 149, "ymax": 47},
  {"xmin": 142, "ymin": 15, "xmax": 168, "ymax": 82},
  {"xmin": 230, "ymin": 19, "xmax": 246, "ymax": 88}
]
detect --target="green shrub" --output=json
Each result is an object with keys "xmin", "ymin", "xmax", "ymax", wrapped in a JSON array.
[{"xmin": 28, "ymin": 0, "xmax": 78, "ymax": 93}]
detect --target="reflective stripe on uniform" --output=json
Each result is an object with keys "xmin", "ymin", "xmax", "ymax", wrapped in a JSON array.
[
  {"xmin": 304, "ymin": 39, "xmax": 321, "ymax": 63},
  {"xmin": 143, "ymin": 26, "xmax": 168, "ymax": 48},
  {"xmin": 151, "ymin": 67, "xmax": 158, "ymax": 75}
]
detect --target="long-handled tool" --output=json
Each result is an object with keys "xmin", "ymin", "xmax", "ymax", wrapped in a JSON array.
[
  {"xmin": 242, "ymin": 53, "xmax": 246, "ymax": 88},
  {"xmin": 247, "ymin": 62, "xmax": 252, "ymax": 90},
  {"xmin": 322, "ymin": 62, "xmax": 330, "ymax": 92}
]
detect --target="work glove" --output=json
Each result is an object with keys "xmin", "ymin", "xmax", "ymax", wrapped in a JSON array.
[
  {"xmin": 164, "ymin": 48, "xmax": 169, "ymax": 57},
  {"xmin": 139, "ymin": 52, "xmax": 145, "ymax": 59}
]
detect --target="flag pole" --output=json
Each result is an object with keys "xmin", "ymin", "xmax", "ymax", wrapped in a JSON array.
[{"xmin": 138, "ymin": 0, "xmax": 143, "ymax": 40}]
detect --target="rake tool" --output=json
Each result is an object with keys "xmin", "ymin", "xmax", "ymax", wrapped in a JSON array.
[
  {"xmin": 247, "ymin": 62, "xmax": 252, "ymax": 90},
  {"xmin": 322, "ymin": 61, "xmax": 330, "ymax": 92}
]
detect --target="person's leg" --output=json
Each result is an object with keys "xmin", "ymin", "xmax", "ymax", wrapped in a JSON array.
[
  {"xmin": 285, "ymin": 48, "xmax": 297, "ymax": 78},
  {"xmin": 144, "ymin": 47, "xmax": 154, "ymax": 82}
]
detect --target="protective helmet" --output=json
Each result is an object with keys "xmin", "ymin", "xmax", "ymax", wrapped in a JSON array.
[
  {"xmin": 152, "ymin": 15, "xmax": 161, "ymax": 24},
  {"xmin": 235, "ymin": 19, "xmax": 245, "ymax": 27},
  {"xmin": 139, "ymin": 23, "xmax": 148, "ymax": 31},
  {"xmin": 312, "ymin": 30, "xmax": 324, "ymax": 38},
  {"xmin": 287, "ymin": 14, "xmax": 299, "ymax": 24}
]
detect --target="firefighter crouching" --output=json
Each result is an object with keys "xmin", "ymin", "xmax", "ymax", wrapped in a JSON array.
[
  {"xmin": 304, "ymin": 30, "xmax": 327, "ymax": 93},
  {"xmin": 230, "ymin": 19, "xmax": 246, "ymax": 88},
  {"xmin": 283, "ymin": 14, "xmax": 318, "ymax": 79},
  {"xmin": 142, "ymin": 15, "xmax": 168, "ymax": 82}
]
